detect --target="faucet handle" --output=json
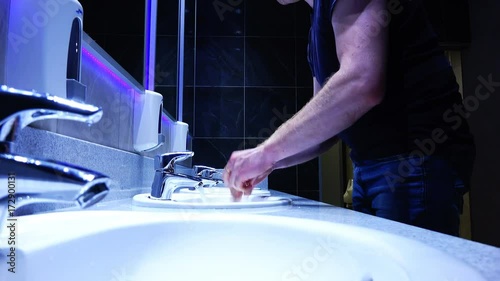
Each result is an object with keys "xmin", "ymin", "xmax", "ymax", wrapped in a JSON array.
[
  {"xmin": 192, "ymin": 165, "xmax": 215, "ymax": 174},
  {"xmin": 155, "ymin": 151, "xmax": 194, "ymax": 172},
  {"xmin": 192, "ymin": 165, "xmax": 222, "ymax": 179}
]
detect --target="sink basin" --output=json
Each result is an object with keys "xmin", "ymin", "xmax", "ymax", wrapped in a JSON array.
[
  {"xmin": 132, "ymin": 188, "xmax": 291, "ymax": 209},
  {"xmin": 0, "ymin": 210, "xmax": 486, "ymax": 281}
]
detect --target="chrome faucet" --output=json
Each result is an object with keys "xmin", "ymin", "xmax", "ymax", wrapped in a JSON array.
[
  {"xmin": 191, "ymin": 165, "xmax": 223, "ymax": 180},
  {"xmin": 150, "ymin": 152, "xmax": 221, "ymax": 200},
  {"xmin": 0, "ymin": 85, "xmax": 111, "ymax": 227}
]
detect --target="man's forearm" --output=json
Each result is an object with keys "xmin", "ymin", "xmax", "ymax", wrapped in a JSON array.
[
  {"xmin": 274, "ymin": 136, "xmax": 338, "ymax": 169},
  {"xmin": 261, "ymin": 68, "xmax": 383, "ymax": 166}
]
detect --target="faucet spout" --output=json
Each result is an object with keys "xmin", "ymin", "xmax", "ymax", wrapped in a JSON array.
[
  {"xmin": 150, "ymin": 173, "xmax": 202, "ymax": 200},
  {"xmin": 0, "ymin": 85, "xmax": 103, "ymax": 153},
  {"xmin": 0, "ymin": 153, "xmax": 110, "ymax": 207},
  {"xmin": 0, "ymin": 153, "xmax": 110, "ymax": 228}
]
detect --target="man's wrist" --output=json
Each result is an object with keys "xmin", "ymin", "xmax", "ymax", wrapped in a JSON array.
[{"xmin": 258, "ymin": 141, "xmax": 281, "ymax": 171}]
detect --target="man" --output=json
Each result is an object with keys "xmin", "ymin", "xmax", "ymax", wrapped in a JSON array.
[{"xmin": 223, "ymin": 0, "xmax": 475, "ymax": 236}]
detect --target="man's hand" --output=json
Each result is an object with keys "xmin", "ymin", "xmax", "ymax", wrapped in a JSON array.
[{"xmin": 223, "ymin": 146, "xmax": 275, "ymax": 200}]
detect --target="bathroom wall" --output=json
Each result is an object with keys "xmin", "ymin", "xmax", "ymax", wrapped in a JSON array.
[
  {"xmin": 152, "ymin": 0, "xmax": 320, "ymax": 200},
  {"xmin": 461, "ymin": 0, "xmax": 500, "ymax": 247}
]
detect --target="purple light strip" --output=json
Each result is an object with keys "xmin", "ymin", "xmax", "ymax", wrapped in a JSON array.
[
  {"xmin": 82, "ymin": 47, "xmax": 137, "ymax": 91},
  {"xmin": 82, "ymin": 45, "xmax": 173, "ymax": 130},
  {"xmin": 162, "ymin": 114, "xmax": 173, "ymax": 124}
]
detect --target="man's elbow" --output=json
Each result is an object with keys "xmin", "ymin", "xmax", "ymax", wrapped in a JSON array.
[
  {"xmin": 358, "ymin": 77, "xmax": 385, "ymax": 108},
  {"xmin": 340, "ymin": 64, "xmax": 386, "ymax": 108}
]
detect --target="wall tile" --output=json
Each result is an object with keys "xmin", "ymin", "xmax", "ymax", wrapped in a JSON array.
[
  {"xmin": 269, "ymin": 167, "xmax": 298, "ymax": 192},
  {"xmin": 184, "ymin": 37, "xmax": 196, "ymax": 86},
  {"xmin": 295, "ymin": 1, "xmax": 312, "ymax": 38},
  {"xmin": 245, "ymin": 87, "xmax": 296, "ymax": 138},
  {"xmin": 197, "ymin": 0, "xmax": 244, "ymax": 36},
  {"xmin": 155, "ymin": 36, "xmax": 179, "ymax": 86},
  {"xmin": 185, "ymin": 0, "xmax": 196, "ymax": 36},
  {"xmin": 297, "ymin": 159, "xmax": 320, "ymax": 191},
  {"xmin": 245, "ymin": 38, "xmax": 295, "ymax": 87},
  {"xmin": 196, "ymin": 37, "xmax": 244, "ymax": 86},
  {"xmin": 182, "ymin": 86, "xmax": 195, "ymax": 131},
  {"xmin": 297, "ymin": 87, "xmax": 313, "ymax": 110},
  {"xmin": 157, "ymin": 0, "xmax": 180, "ymax": 36},
  {"xmin": 245, "ymin": 0, "xmax": 295, "ymax": 37},
  {"xmin": 103, "ymin": 34, "xmax": 144, "ymax": 84},
  {"xmin": 155, "ymin": 36, "xmax": 195, "ymax": 87},
  {"xmin": 296, "ymin": 38, "xmax": 314, "ymax": 87},
  {"xmin": 191, "ymin": 138, "xmax": 243, "ymax": 168},
  {"xmin": 80, "ymin": 0, "xmax": 144, "ymax": 36},
  {"xmin": 194, "ymin": 87, "xmax": 244, "ymax": 138}
]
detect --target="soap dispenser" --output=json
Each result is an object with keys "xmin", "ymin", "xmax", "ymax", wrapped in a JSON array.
[
  {"xmin": 133, "ymin": 90, "xmax": 165, "ymax": 152},
  {"xmin": 0, "ymin": 0, "xmax": 85, "ymax": 99}
]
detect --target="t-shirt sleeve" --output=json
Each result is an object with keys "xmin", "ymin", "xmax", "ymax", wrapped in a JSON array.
[
  {"xmin": 330, "ymin": 0, "xmax": 339, "ymax": 17},
  {"xmin": 307, "ymin": 28, "xmax": 315, "ymax": 78}
]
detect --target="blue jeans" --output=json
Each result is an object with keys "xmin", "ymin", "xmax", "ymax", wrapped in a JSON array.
[{"xmin": 352, "ymin": 153, "xmax": 465, "ymax": 236}]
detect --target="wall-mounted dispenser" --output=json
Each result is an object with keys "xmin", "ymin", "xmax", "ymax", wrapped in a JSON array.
[
  {"xmin": 169, "ymin": 121, "xmax": 189, "ymax": 152},
  {"xmin": 0, "ymin": 0, "xmax": 85, "ymax": 99},
  {"xmin": 133, "ymin": 90, "xmax": 165, "ymax": 152}
]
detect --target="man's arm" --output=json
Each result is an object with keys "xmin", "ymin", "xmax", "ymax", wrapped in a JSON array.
[
  {"xmin": 274, "ymin": 76, "xmax": 338, "ymax": 169},
  {"xmin": 273, "ymin": 136, "xmax": 338, "ymax": 169},
  {"xmin": 261, "ymin": 0, "xmax": 388, "ymax": 166}
]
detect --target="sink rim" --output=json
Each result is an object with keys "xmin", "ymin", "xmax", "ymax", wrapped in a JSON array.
[{"xmin": 131, "ymin": 192, "xmax": 292, "ymax": 209}]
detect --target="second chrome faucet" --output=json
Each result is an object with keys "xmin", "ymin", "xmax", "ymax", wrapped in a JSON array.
[{"xmin": 150, "ymin": 151, "xmax": 222, "ymax": 200}]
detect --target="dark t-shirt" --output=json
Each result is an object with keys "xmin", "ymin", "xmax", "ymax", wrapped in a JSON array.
[{"xmin": 308, "ymin": 0, "xmax": 475, "ymax": 178}]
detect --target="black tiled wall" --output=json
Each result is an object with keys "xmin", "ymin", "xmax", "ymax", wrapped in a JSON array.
[{"xmin": 81, "ymin": 0, "xmax": 320, "ymax": 200}]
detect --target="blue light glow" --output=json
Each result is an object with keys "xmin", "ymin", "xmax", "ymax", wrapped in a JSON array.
[{"xmin": 82, "ymin": 47, "xmax": 137, "ymax": 92}]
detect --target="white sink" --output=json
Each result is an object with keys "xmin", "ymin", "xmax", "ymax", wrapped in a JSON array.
[
  {"xmin": 132, "ymin": 188, "xmax": 291, "ymax": 209},
  {"xmin": 0, "ymin": 211, "xmax": 486, "ymax": 281}
]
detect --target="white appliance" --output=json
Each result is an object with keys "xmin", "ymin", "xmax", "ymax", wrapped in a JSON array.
[
  {"xmin": 0, "ymin": 0, "xmax": 84, "ymax": 98},
  {"xmin": 133, "ymin": 90, "xmax": 164, "ymax": 152}
]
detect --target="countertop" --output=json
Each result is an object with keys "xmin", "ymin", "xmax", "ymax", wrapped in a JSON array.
[{"xmin": 67, "ymin": 188, "xmax": 500, "ymax": 281}]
